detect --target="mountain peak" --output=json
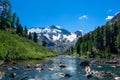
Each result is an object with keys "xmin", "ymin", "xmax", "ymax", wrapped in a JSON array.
[
  {"xmin": 75, "ymin": 30, "xmax": 82, "ymax": 37},
  {"xmin": 28, "ymin": 25, "xmax": 82, "ymax": 53},
  {"xmin": 46, "ymin": 25, "xmax": 60, "ymax": 29}
]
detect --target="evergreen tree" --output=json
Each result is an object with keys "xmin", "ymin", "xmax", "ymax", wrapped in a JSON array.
[
  {"xmin": 11, "ymin": 12, "xmax": 16, "ymax": 29},
  {"xmin": 104, "ymin": 25, "xmax": 111, "ymax": 53},
  {"xmin": 16, "ymin": 17, "xmax": 23, "ymax": 36},
  {"xmin": 76, "ymin": 45, "xmax": 81, "ymax": 56},
  {"xmin": 110, "ymin": 27, "xmax": 116, "ymax": 53},
  {"xmin": 95, "ymin": 27, "xmax": 104, "ymax": 51},
  {"xmin": 116, "ymin": 32, "xmax": 120, "ymax": 53},
  {"xmin": 70, "ymin": 46, "xmax": 74, "ymax": 53},
  {"xmin": 0, "ymin": 0, "xmax": 12, "ymax": 30},
  {"xmin": 42, "ymin": 40, "xmax": 47, "ymax": 47},
  {"xmin": 28, "ymin": 32, "xmax": 32, "ymax": 40},
  {"xmin": 24, "ymin": 26, "xmax": 27, "ymax": 35},
  {"xmin": 99, "ymin": 27, "xmax": 104, "ymax": 51},
  {"xmin": 16, "ymin": 23, "xmax": 23, "ymax": 36},
  {"xmin": 23, "ymin": 26, "xmax": 28, "ymax": 37},
  {"xmin": 33, "ymin": 32, "xmax": 38, "ymax": 43},
  {"xmin": 16, "ymin": 17, "xmax": 19, "ymax": 28}
]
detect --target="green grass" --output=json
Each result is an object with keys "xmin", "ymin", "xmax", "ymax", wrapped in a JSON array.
[{"xmin": 0, "ymin": 30, "xmax": 57, "ymax": 60}]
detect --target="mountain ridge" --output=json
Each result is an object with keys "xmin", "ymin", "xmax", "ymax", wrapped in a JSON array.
[{"xmin": 28, "ymin": 25, "xmax": 82, "ymax": 53}]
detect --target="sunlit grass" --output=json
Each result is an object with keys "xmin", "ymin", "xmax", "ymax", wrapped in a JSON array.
[{"xmin": 0, "ymin": 30, "xmax": 57, "ymax": 60}]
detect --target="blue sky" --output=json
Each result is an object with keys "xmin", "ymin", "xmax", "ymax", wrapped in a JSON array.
[{"xmin": 10, "ymin": 0, "xmax": 120, "ymax": 33}]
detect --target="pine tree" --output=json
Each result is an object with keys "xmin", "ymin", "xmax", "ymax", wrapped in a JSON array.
[
  {"xmin": 23, "ymin": 26, "xmax": 28, "ymax": 37},
  {"xmin": 42, "ymin": 40, "xmax": 47, "ymax": 47},
  {"xmin": 33, "ymin": 32, "xmax": 38, "ymax": 43},
  {"xmin": 11, "ymin": 12, "xmax": 16, "ymax": 29},
  {"xmin": 77, "ymin": 45, "xmax": 80, "ymax": 56},
  {"xmin": 16, "ymin": 17, "xmax": 19, "ymax": 28},
  {"xmin": 116, "ymin": 32, "xmax": 120, "ymax": 54},
  {"xmin": 28, "ymin": 32, "xmax": 32, "ymax": 40},
  {"xmin": 16, "ymin": 23, "xmax": 23, "ymax": 36},
  {"xmin": 110, "ymin": 27, "xmax": 116, "ymax": 53},
  {"xmin": 104, "ymin": 25, "xmax": 111, "ymax": 53},
  {"xmin": 0, "ymin": 0, "xmax": 12, "ymax": 30},
  {"xmin": 16, "ymin": 17, "xmax": 23, "ymax": 36}
]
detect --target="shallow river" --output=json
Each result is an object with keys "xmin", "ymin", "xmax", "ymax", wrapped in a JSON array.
[{"xmin": 1, "ymin": 56, "xmax": 120, "ymax": 80}]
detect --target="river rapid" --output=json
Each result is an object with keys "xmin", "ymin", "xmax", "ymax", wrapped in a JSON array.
[{"xmin": 0, "ymin": 55, "xmax": 120, "ymax": 80}]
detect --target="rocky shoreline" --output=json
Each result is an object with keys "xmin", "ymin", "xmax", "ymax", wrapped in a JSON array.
[{"xmin": 80, "ymin": 57, "xmax": 120, "ymax": 79}]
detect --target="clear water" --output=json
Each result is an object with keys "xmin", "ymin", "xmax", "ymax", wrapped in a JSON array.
[{"xmin": 1, "ymin": 56, "xmax": 120, "ymax": 80}]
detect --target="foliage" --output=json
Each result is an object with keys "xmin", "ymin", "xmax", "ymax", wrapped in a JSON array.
[
  {"xmin": 0, "ymin": 0, "xmax": 57, "ymax": 61},
  {"xmin": 0, "ymin": 30, "xmax": 57, "ymax": 60},
  {"xmin": 33, "ymin": 32, "xmax": 38, "ymax": 43},
  {"xmin": 28, "ymin": 32, "xmax": 32, "ymax": 40},
  {"xmin": 42, "ymin": 40, "xmax": 47, "ymax": 47},
  {"xmin": 75, "ymin": 13, "xmax": 120, "ymax": 58},
  {"xmin": 0, "ymin": 0, "xmax": 28, "ymax": 37},
  {"xmin": 0, "ymin": 0, "xmax": 12, "ymax": 30}
]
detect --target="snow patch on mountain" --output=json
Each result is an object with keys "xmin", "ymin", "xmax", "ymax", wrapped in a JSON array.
[
  {"xmin": 52, "ymin": 29, "xmax": 61, "ymax": 33},
  {"xmin": 44, "ymin": 34, "xmax": 50, "ymax": 40},
  {"xmin": 28, "ymin": 25, "xmax": 82, "ymax": 53},
  {"xmin": 28, "ymin": 28, "xmax": 42, "ymax": 33},
  {"xmin": 52, "ymin": 34, "xmax": 61, "ymax": 41},
  {"xmin": 63, "ymin": 33, "xmax": 77, "ymax": 42},
  {"xmin": 43, "ymin": 27, "xmax": 51, "ymax": 33},
  {"xmin": 28, "ymin": 25, "xmax": 82, "ymax": 42}
]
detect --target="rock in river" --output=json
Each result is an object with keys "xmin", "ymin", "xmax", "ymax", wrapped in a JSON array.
[
  {"xmin": 91, "ymin": 70, "xmax": 118, "ymax": 78},
  {"xmin": 8, "ymin": 73, "xmax": 16, "ymax": 78},
  {"xmin": 0, "ymin": 71, "xmax": 5, "ymax": 79},
  {"xmin": 56, "ymin": 72, "xmax": 72, "ymax": 78},
  {"xmin": 59, "ymin": 64, "xmax": 67, "ymax": 68},
  {"xmin": 114, "ymin": 77, "xmax": 120, "ymax": 80},
  {"xmin": 24, "ymin": 64, "xmax": 33, "ymax": 71}
]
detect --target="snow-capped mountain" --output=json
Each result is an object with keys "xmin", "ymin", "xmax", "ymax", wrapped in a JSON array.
[{"xmin": 28, "ymin": 25, "xmax": 82, "ymax": 53}]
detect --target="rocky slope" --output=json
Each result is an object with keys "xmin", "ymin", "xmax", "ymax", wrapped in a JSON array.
[{"xmin": 28, "ymin": 25, "xmax": 82, "ymax": 53}]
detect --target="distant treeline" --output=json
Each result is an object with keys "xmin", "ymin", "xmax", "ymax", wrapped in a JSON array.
[{"xmin": 75, "ymin": 13, "xmax": 120, "ymax": 58}]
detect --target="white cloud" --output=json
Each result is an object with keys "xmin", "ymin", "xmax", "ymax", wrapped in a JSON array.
[
  {"xmin": 108, "ymin": 9, "xmax": 112, "ymax": 12},
  {"xmin": 79, "ymin": 15, "xmax": 88, "ymax": 20},
  {"xmin": 106, "ymin": 16, "xmax": 113, "ymax": 20}
]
